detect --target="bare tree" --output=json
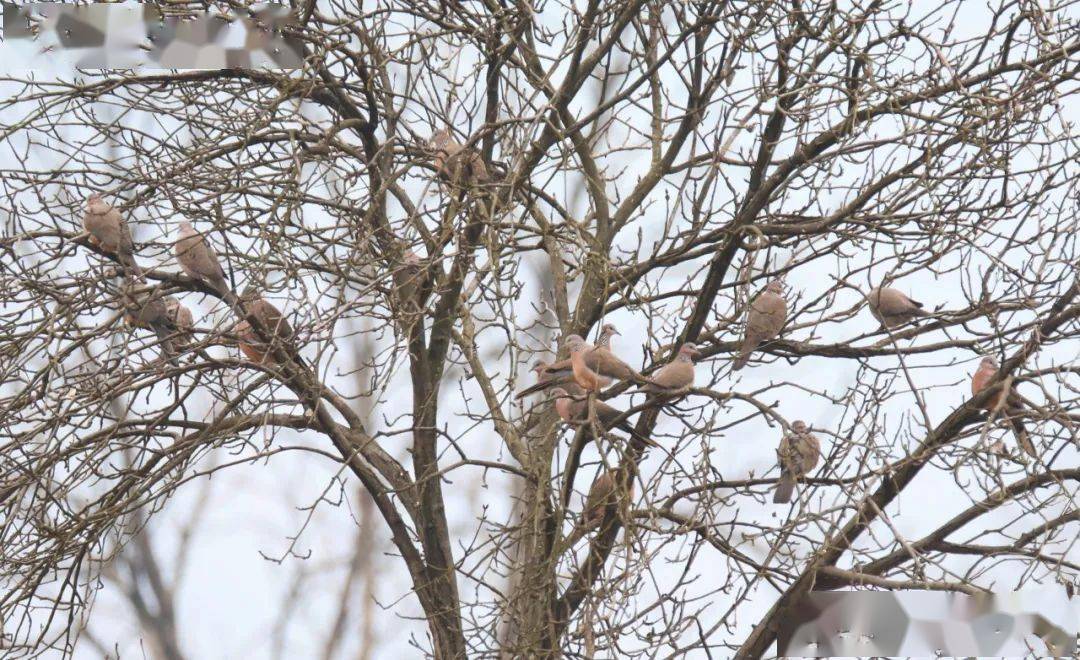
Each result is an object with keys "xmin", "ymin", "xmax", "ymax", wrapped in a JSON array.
[{"xmin": 1, "ymin": 0, "xmax": 1077, "ymax": 657}]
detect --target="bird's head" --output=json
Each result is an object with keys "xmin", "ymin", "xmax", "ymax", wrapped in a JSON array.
[
  {"xmin": 791, "ymin": 420, "xmax": 808, "ymax": 433},
  {"xmin": 766, "ymin": 280, "xmax": 784, "ymax": 295},
  {"xmin": 679, "ymin": 343, "xmax": 702, "ymax": 360},
  {"xmin": 85, "ymin": 194, "xmax": 106, "ymax": 213},
  {"xmin": 564, "ymin": 334, "xmax": 587, "ymax": 353}
]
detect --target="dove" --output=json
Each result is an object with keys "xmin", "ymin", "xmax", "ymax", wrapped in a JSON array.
[
  {"xmin": 971, "ymin": 356, "xmax": 1035, "ymax": 456},
  {"xmin": 774, "ymin": 421, "xmax": 821, "ymax": 503},
  {"xmin": 235, "ymin": 285, "xmax": 294, "ymax": 365},
  {"xmin": 430, "ymin": 130, "xmax": 489, "ymax": 188},
  {"xmin": 516, "ymin": 351, "xmax": 609, "ymax": 399},
  {"xmin": 568, "ymin": 334, "xmax": 608, "ymax": 392},
  {"xmin": 640, "ymin": 343, "xmax": 701, "ymax": 394},
  {"xmin": 866, "ymin": 285, "xmax": 930, "ymax": 329},
  {"xmin": 516, "ymin": 328, "xmax": 639, "ymax": 398},
  {"xmin": 732, "ymin": 280, "xmax": 787, "ymax": 370},
  {"xmin": 175, "ymin": 221, "xmax": 229, "ymax": 294},
  {"xmin": 83, "ymin": 194, "xmax": 139, "ymax": 274},
  {"xmin": 121, "ymin": 286, "xmax": 183, "ymax": 365},
  {"xmin": 521, "ymin": 360, "xmax": 585, "ymax": 398},
  {"xmin": 583, "ymin": 470, "xmax": 633, "ymax": 526},
  {"xmin": 551, "ymin": 387, "xmax": 654, "ymax": 447},
  {"xmin": 585, "ymin": 329, "xmax": 646, "ymax": 383},
  {"xmin": 594, "ymin": 323, "xmax": 619, "ymax": 349},
  {"xmin": 163, "ymin": 297, "xmax": 194, "ymax": 351},
  {"xmin": 392, "ymin": 250, "xmax": 424, "ymax": 329}
]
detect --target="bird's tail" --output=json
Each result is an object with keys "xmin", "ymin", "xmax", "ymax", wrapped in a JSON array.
[
  {"xmin": 732, "ymin": 336, "xmax": 756, "ymax": 371},
  {"xmin": 150, "ymin": 324, "xmax": 180, "ymax": 367},
  {"xmin": 620, "ymin": 424, "xmax": 659, "ymax": 449},
  {"xmin": 1007, "ymin": 413, "xmax": 1035, "ymax": 457},
  {"xmin": 515, "ymin": 381, "xmax": 552, "ymax": 399},
  {"xmin": 117, "ymin": 251, "xmax": 144, "ymax": 280},
  {"xmin": 773, "ymin": 474, "xmax": 795, "ymax": 503}
]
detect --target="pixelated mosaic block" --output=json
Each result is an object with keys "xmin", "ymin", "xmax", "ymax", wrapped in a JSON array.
[{"xmin": 2, "ymin": 2, "xmax": 302, "ymax": 70}]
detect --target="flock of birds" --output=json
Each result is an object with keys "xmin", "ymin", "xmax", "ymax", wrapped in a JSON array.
[
  {"xmin": 80, "ymin": 185, "xmax": 1029, "ymax": 524},
  {"xmin": 516, "ymin": 281, "xmax": 1032, "ymax": 516},
  {"xmin": 82, "ymin": 194, "xmax": 295, "ymax": 368}
]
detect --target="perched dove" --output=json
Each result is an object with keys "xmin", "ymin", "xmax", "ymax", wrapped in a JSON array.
[
  {"xmin": 583, "ymin": 470, "xmax": 634, "ymax": 526},
  {"xmin": 568, "ymin": 334, "xmax": 607, "ymax": 391},
  {"xmin": 516, "ymin": 352, "xmax": 608, "ymax": 399},
  {"xmin": 392, "ymin": 250, "xmax": 424, "ymax": 328},
  {"xmin": 551, "ymin": 387, "xmax": 654, "ymax": 446},
  {"xmin": 121, "ymin": 286, "xmax": 181, "ymax": 365},
  {"xmin": 774, "ymin": 421, "xmax": 821, "ymax": 503},
  {"xmin": 527, "ymin": 361, "xmax": 585, "ymax": 397},
  {"xmin": 430, "ymin": 130, "xmax": 489, "ymax": 188},
  {"xmin": 866, "ymin": 285, "xmax": 929, "ymax": 329},
  {"xmin": 594, "ymin": 323, "xmax": 619, "ymax": 349},
  {"xmin": 640, "ymin": 343, "xmax": 701, "ymax": 394},
  {"xmin": 516, "ymin": 327, "xmax": 639, "ymax": 398},
  {"xmin": 83, "ymin": 194, "xmax": 139, "ymax": 274},
  {"xmin": 732, "ymin": 280, "xmax": 787, "ymax": 370},
  {"xmin": 175, "ymin": 221, "xmax": 229, "ymax": 294},
  {"xmin": 235, "ymin": 285, "xmax": 294, "ymax": 365},
  {"xmin": 163, "ymin": 297, "xmax": 195, "ymax": 351},
  {"xmin": 971, "ymin": 356, "xmax": 1035, "ymax": 456}
]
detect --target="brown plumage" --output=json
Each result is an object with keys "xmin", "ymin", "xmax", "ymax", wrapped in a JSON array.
[
  {"xmin": 163, "ymin": 297, "xmax": 194, "ymax": 351},
  {"xmin": 551, "ymin": 387, "xmax": 650, "ymax": 444},
  {"xmin": 516, "ymin": 350, "xmax": 607, "ymax": 399},
  {"xmin": 732, "ymin": 280, "xmax": 787, "ymax": 371},
  {"xmin": 392, "ymin": 250, "xmax": 424, "ymax": 330},
  {"xmin": 583, "ymin": 470, "xmax": 633, "ymax": 526},
  {"xmin": 83, "ymin": 194, "xmax": 139, "ymax": 274},
  {"xmin": 594, "ymin": 323, "xmax": 619, "ymax": 349},
  {"xmin": 430, "ymin": 130, "xmax": 489, "ymax": 188},
  {"xmin": 121, "ymin": 286, "xmax": 182, "ymax": 365},
  {"xmin": 866, "ymin": 285, "xmax": 930, "ymax": 329},
  {"xmin": 774, "ymin": 421, "xmax": 821, "ymax": 503},
  {"xmin": 641, "ymin": 343, "xmax": 701, "ymax": 394},
  {"xmin": 569, "ymin": 334, "xmax": 605, "ymax": 392},
  {"xmin": 235, "ymin": 286, "xmax": 294, "ymax": 365},
  {"xmin": 516, "ymin": 327, "xmax": 637, "ymax": 399},
  {"xmin": 971, "ymin": 356, "xmax": 1035, "ymax": 457},
  {"xmin": 175, "ymin": 221, "xmax": 228, "ymax": 294}
]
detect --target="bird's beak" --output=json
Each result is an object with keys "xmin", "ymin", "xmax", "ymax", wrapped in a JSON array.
[
  {"xmin": 612, "ymin": 328, "xmax": 622, "ymax": 336},
  {"xmin": 690, "ymin": 347, "xmax": 702, "ymax": 359}
]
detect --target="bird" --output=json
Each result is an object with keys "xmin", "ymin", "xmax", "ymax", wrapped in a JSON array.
[
  {"xmin": 430, "ymin": 130, "xmax": 489, "ymax": 188},
  {"xmin": 732, "ymin": 280, "xmax": 787, "ymax": 370},
  {"xmin": 550, "ymin": 387, "xmax": 654, "ymax": 445},
  {"xmin": 516, "ymin": 326, "xmax": 641, "ymax": 399},
  {"xmin": 235, "ymin": 285, "xmax": 294, "ymax": 365},
  {"xmin": 526, "ymin": 360, "xmax": 585, "ymax": 396},
  {"xmin": 163, "ymin": 296, "xmax": 195, "ymax": 351},
  {"xmin": 866, "ymin": 285, "xmax": 930, "ymax": 329},
  {"xmin": 392, "ymin": 250, "xmax": 424, "ymax": 328},
  {"xmin": 774, "ymin": 420, "xmax": 821, "ymax": 503},
  {"xmin": 594, "ymin": 323, "xmax": 619, "ymax": 349},
  {"xmin": 175, "ymin": 221, "xmax": 229, "ymax": 294},
  {"xmin": 82, "ymin": 194, "xmax": 139, "ymax": 275},
  {"xmin": 971, "ymin": 356, "xmax": 1035, "ymax": 457},
  {"xmin": 516, "ymin": 351, "xmax": 606, "ymax": 399},
  {"xmin": 121, "ymin": 286, "xmax": 183, "ymax": 365},
  {"xmin": 583, "ymin": 470, "xmax": 632, "ymax": 527},
  {"xmin": 568, "ymin": 334, "xmax": 608, "ymax": 392},
  {"xmin": 584, "ymin": 326, "xmax": 647, "ymax": 383},
  {"xmin": 639, "ymin": 343, "xmax": 701, "ymax": 394}
]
